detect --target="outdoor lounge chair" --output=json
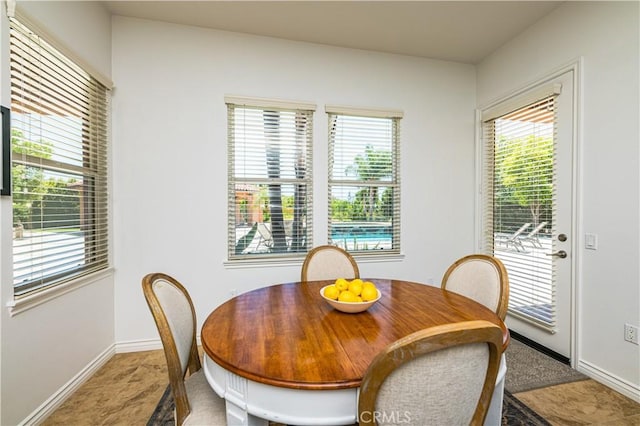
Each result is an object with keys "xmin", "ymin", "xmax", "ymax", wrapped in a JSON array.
[
  {"xmin": 256, "ymin": 223, "xmax": 273, "ymax": 249},
  {"xmin": 519, "ymin": 221, "xmax": 548, "ymax": 248},
  {"xmin": 497, "ymin": 222, "xmax": 530, "ymax": 252}
]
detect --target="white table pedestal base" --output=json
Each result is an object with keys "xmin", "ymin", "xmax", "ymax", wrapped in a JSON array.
[
  {"xmin": 204, "ymin": 355, "xmax": 357, "ymax": 425},
  {"xmin": 485, "ymin": 353, "xmax": 508, "ymax": 426},
  {"xmin": 204, "ymin": 351, "xmax": 506, "ymax": 425}
]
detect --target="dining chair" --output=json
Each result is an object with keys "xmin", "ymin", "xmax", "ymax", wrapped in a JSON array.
[
  {"xmin": 300, "ymin": 244, "xmax": 360, "ymax": 281},
  {"xmin": 358, "ymin": 320, "xmax": 503, "ymax": 426},
  {"xmin": 441, "ymin": 254, "xmax": 510, "ymax": 320},
  {"xmin": 142, "ymin": 273, "xmax": 227, "ymax": 426}
]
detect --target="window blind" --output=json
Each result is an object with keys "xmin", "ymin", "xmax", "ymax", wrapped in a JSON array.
[
  {"xmin": 227, "ymin": 99, "xmax": 314, "ymax": 259},
  {"xmin": 482, "ymin": 94, "xmax": 558, "ymax": 331},
  {"xmin": 10, "ymin": 18, "xmax": 110, "ymax": 296},
  {"xmin": 327, "ymin": 109, "xmax": 401, "ymax": 254}
]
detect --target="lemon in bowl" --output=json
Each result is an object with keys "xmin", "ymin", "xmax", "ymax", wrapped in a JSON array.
[
  {"xmin": 320, "ymin": 279, "xmax": 381, "ymax": 313},
  {"xmin": 361, "ymin": 281, "xmax": 379, "ymax": 301}
]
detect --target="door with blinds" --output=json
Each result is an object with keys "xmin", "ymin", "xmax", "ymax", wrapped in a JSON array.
[{"xmin": 481, "ymin": 71, "xmax": 574, "ymax": 359}]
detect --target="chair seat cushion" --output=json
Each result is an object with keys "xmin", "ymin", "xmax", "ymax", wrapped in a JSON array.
[{"xmin": 183, "ymin": 369, "xmax": 227, "ymax": 425}]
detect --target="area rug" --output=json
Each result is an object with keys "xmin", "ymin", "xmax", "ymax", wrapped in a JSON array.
[
  {"xmin": 502, "ymin": 390, "xmax": 550, "ymax": 425},
  {"xmin": 146, "ymin": 385, "xmax": 173, "ymax": 426},
  {"xmin": 505, "ymin": 339, "xmax": 588, "ymax": 393},
  {"xmin": 148, "ymin": 386, "xmax": 550, "ymax": 426}
]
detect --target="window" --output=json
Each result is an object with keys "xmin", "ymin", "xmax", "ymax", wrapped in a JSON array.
[
  {"xmin": 327, "ymin": 106, "xmax": 402, "ymax": 254},
  {"xmin": 226, "ymin": 96, "xmax": 314, "ymax": 260},
  {"xmin": 10, "ymin": 18, "xmax": 110, "ymax": 297}
]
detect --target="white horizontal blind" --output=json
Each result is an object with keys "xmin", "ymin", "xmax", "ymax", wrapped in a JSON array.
[
  {"xmin": 227, "ymin": 100, "xmax": 314, "ymax": 259},
  {"xmin": 327, "ymin": 111, "xmax": 401, "ymax": 253},
  {"xmin": 483, "ymin": 94, "xmax": 558, "ymax": 331},
  {"xmin": 10, "ymin": 18, "xmax": 109, "ymax": 296}
]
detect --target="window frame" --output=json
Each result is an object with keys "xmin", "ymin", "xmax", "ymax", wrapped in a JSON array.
[
  {"xmin": 226, "ymin": 96, "xmax": 316, "ymax": 262},
  {"xmin": 326, "ymin": 105, "xmax": 402, "ymax": 255},
  {"xmin": 9, "ymin": 16, "xmax": 111, "ymax": 299}
]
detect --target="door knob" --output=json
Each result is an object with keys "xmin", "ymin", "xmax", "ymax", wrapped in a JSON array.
[{"xmin": 546, "ymin": 250, "xmax": 567, "ymax": 259}]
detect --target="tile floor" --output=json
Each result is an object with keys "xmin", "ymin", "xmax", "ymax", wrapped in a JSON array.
[
  {"xmin": 42, "ymin": 350, "xmax": 169, "ymax": 426},
  {"xmin": 41, "ymin": 349, "xmax": 640, "ymax": 426}
]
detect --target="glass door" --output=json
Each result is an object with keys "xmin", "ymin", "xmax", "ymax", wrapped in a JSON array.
[{"xmin": 482, "ymin": 71, "xmax": 574, "ymax": 359}]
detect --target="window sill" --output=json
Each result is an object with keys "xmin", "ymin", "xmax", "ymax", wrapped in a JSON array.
[
  {"xmin": 224, "ymin": 252, "xmax": 405, "ymax": 269},
  {"xmin": 224, "ymin": 256, "xmax": 305, "ymax": 269},
  {"xmin": 7, "ymin": 268, "xmax": 115, "ymax": 317},
  {"xmin": 352, "ymin": 252, "xmax": 405, "ymax": 263}
]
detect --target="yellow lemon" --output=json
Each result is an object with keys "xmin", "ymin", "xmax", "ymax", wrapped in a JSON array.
[
  {"xmin": 363, "ymin": 281, "xmax": 376, "ymax": 291},
  {"xmin": 351, "ymin": 278, "xmax": 364, "ymax": 287},
  {"xmin": 335, "ymin": 278, "xmax": 349, "ymax": 292},
  {"xmin": 361, "ymin": 286, "xmax": 379, "ymax": 302},
  {"xmin": 355, "ymin": 296, "xmax": 363, "ymax": 302},
  {"xmin": 338, "ymin": 290, "xmax": 357, "ymax": 303},
  {"xmin": 323, "ymin": 285, "xmax": 340, "ymax": 300},
  {"xmin": 348, "ymin": 280, "xmax": 363, "ymax": 296}
]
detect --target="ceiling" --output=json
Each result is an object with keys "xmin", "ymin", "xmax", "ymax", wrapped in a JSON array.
[{"xmin": 104, "ymin": 1, "xmax": 563, "ymax": 64}]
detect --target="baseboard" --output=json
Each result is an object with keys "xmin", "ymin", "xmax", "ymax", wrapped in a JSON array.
[
  {"xmin": 578, "ymin": 359, "xmax": 640, "ymax": 403},
  {"xmin": 19, "ymin": 344, "xmax": 116, "ymax": 426},
  {"xmin": 115, "ymin": 338, "xmax": 163, "ymax": 353},
  {"xmin": 115, "ymin": 335, "xmax": 202, "ymax": 353}
]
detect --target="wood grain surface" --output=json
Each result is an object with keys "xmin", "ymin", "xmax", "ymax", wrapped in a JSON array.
[{"xmin": 201, "ymin": 279, "xmax": 509, "ymax": 390}]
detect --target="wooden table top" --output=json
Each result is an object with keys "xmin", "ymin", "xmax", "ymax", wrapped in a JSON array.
[{"xmin": 201, "ymin": 278, "xmax": 509, "ymax": 391}]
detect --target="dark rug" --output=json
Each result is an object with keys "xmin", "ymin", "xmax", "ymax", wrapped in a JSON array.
[
  {"xmin": 147, "ymin": 385, "xmax": 173, "ymax": 426},
  {"xmin": 502, "ymin": 390, "xmax": 551, "ymax": 425},
  {"xmin": 148, "ymin": 386, "xmax": 550, "ymax": 426}
]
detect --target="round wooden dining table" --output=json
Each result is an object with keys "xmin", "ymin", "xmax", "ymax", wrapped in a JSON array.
[{"xmin": 201, "ymin": 278, "xmax": 509, "ymax": 426}]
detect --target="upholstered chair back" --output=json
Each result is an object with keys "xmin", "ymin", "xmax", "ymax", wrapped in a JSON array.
[
  {"xmin": 358, "ymin": 321, "xmax": 503, "ymax": 426},
  {"xmin": 301, "ymin": 245, "xmax": 360, "ymax": 281},
  {"xmin": 152, "ymin": 277, "xmax": 196, "ymax": 375},
  {"xmin": 441, "ymin": 254, "xmax": 510, "ymax": 320}
]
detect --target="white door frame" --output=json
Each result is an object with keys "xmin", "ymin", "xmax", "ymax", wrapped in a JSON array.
[{"xmin": 475, "ymin": 59, "xmax": 582, "ymax": 367}]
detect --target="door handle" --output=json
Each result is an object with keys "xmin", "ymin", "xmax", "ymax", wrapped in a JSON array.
[{"xmin": 546, "ymin": 250, "xmax": 567, "ymax": 259}]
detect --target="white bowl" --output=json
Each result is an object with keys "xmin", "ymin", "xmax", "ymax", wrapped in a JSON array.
[{"xmin": 320, "ymin": 285, "xmax": 381, "ymax": 313}]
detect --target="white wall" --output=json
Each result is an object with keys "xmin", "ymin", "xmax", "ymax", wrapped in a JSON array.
[
  {"xmin": 477, "ymin": 1, "xmax": 639, "ymax": 398},
  {"xmin": 0, "ymin": 2, "xmax": 114, "ymax": 425},
  {"xmin": 111, "ymin": 17, "xmax": 477, "ymax": 347},
  {"xmin": 15, "ymin": 0, "xmax": 111, "ymax": 82}
]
